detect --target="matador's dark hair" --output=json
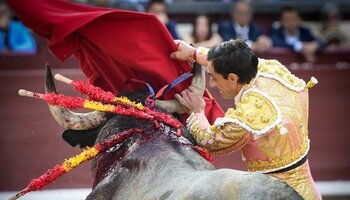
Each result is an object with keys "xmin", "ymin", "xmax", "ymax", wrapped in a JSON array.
[{"xmin": 207, "ymin": 39, "xmax": 258, "ymax": 84}]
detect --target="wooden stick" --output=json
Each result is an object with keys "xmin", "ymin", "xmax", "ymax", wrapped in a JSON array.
[
  {"xmin": 8, "ymin": 191, "xmax": 25, "ymax": 200},
  {"xmin": 54, "ymin": 74, "xmax": 73, "ymax": 84},
  {"xmin": 18, "ymin": 89, "xmax": 35, "ymax": 98}
]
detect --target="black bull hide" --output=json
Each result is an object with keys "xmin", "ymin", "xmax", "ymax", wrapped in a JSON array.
[{"xmin": 62, "ymin": 95, "xmax": 302, "ymax": 200}]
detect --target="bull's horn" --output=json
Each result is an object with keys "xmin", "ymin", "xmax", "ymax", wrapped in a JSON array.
[
  {"xmin": 155, "ymin": 62, "xmax": 205, "ymax": 114},
  {"xmin": 45, "ymin": 64, "xmax": 107, "ymax": 130},
  {"xmin": 188, "ymin": 62, "xmax": 206, "ymax": 97},
  {"xmin": 155, "ymin": 99, "xmax": 185, "ymax": 114}
]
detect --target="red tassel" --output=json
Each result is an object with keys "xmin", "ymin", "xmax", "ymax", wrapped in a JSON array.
[
  {"xmin": 72, "ymin": 81, "xmax": 115, "ymax": 102},
  {"xmin": 153, "ymin": 120, "xmax": 160, "ymax": 129},
  {"xmin": 24, "ymin": 165, "xmax": 66, "ymax": 193},
  {"xmin": 40, "ymin": 93, "xmax": 84, "ymax": 109}
]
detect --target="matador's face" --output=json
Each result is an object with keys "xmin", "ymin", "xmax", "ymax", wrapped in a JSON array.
[{"xmin": 207, "ymin": 61, "xmax": 241, "ymax": 100}]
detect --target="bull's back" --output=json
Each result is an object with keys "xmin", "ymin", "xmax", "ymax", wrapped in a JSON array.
[
  {"xmin": 143, "ymin": 169, "xmax": 303, "ymax": 200},
  {"xmin": 86, "ymin": 138, "xmax": 302, "ymax": 200},
  {"xmin": 88, "ymin": 169, "xmax": 302, "ymax": 200}
]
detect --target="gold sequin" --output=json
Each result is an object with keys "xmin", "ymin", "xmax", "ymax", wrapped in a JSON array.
[
  {"xmin": 260, "ymin": 114, "xmax": 270, "ymax": 123},
  {"xmin": 235, "ymin": 108, "xmax": 243, "ymax": 116},
  {"xmin": 241, "ymin": 96, "xmax": 249, "ymax": 103},
  {"xmin": 255, "ymin": 100, "xmax": 263, "ymax": 109},
  {"xmin": 246, "ymin": 112, "xmax": 256, "ymax": 122}
]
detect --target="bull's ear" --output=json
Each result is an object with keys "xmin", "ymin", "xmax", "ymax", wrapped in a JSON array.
[{"xmin": 62, "ymin": 128, "xmax": 99, "ymax": 148}]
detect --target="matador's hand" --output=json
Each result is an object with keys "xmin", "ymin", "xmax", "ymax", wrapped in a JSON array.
[
  {"xmin": 170, "ymin": 40, "xmax": 196, "ymax": 62},
  {"xmin": 175, "ymin": 86, "xmax": 205, "ymax": 114}
]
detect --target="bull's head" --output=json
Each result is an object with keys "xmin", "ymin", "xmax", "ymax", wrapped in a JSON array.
[
  {"xmin": 45, "ymin": 62, "xmax": 205, "ymax": 131},
  {"xmin": 41, "ymin": 63, "xmax": 206, "ymax": 186}
]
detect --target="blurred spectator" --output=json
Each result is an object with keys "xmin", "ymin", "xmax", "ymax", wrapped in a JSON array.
[
  {"xmin": 69, "ymin": 0, "xmax": 89, "ymax": 4},
  {"xmin": 184, "ymin": 15, "xmax": 222, "ymax": 48},
  {"xmin": 88, "ymin": 0, "xmax": 112, "ymax": 7},
  {"xmin": 320, "ymin": 2, "xmax": 349, "ymax": 48},
  {"xmin": 270, "ymin": 7, "xmax": 322, "ymax": 63},
  {"xmin": 218, "ymin": 0, "xmax": 271, "ymax": 53},
  {"xmin": 0, "ymin": 2, "xmax": 37, "ymax": 53},
  {"xmin": 113, "ymin": 1, "xmax": 145, "ymax": 12},
  {"xmin": 147, "ymin": 0, "xmax": 180, "ymax": 39}
]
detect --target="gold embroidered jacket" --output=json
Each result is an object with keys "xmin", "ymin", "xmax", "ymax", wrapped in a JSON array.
[{"xmin": 187, "ymin": 58, "xmax": 317, "ymax": 173}]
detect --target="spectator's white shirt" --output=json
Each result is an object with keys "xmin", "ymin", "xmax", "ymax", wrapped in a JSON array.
[
  {"xmin": 233, "ymin": 22, "xmax": 252, "ymax": 47},
  {"xmin": 284, "ymin": 30, "xmax": 303, "ymax": 52},
  {"xmin": 234, "ymin": 23, "xmax": 250, "ymax": 41}
]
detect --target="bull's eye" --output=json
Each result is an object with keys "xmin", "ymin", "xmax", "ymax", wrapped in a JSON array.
[
  {"xmin": 127, "ymin": 142, "xmax": 133, "ymax": 147},
  {"xmin": 163, "ymin": 125, "xmax": 171, "ymax": 134},
  {"xmin": 106, "ymin": 144, "xmax": 121, "ymax": 153}
]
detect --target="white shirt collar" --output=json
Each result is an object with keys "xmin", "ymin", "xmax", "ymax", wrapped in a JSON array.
[{"xmin": 234, "ymin": 85, "xmax": 246, "ymax": 106}]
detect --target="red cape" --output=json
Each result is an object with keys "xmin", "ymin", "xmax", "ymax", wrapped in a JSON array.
[{"xmin": 7, "ymin": 0, "xmax": 224, "ymax": 123}]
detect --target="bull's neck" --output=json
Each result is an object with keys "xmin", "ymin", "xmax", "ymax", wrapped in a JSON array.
[{"xmin": 92, "ymin": 134, "xmax": 214, "ymax": 187}]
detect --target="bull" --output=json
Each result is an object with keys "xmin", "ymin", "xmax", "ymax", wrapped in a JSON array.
[{"xmin": 43, "ymin": 63, "xmax": 302, "ymax": 200}]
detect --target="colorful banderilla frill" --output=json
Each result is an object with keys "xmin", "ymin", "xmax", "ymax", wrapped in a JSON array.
[
  {"xmin": 55, "ymin": 74, "xmax": 145, "ymax": 110},
  {"xmin": 18, "ymin": 87, "xmax": 182, "ymax": 137},
  {"xmin": 54, "ymin": 74, "xmax": 182, "ymax": 134},
  {"xmin": 9, "ymin": 128, "xmax": 142, "ymax": 200}
]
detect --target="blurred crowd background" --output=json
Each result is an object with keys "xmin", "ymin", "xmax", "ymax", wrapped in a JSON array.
[{"xmin": 1, "ymin": 0, "xmax": 350, "ymax": 63}]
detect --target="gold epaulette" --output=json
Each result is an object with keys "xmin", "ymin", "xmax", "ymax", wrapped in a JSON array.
[
  {"xmin": 214, "ymin": 89, "xmax": 283, "ymax": 136},
  {"xmin": 257, "ymin": 59, "xmax": 318, "ymax": 91}
]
